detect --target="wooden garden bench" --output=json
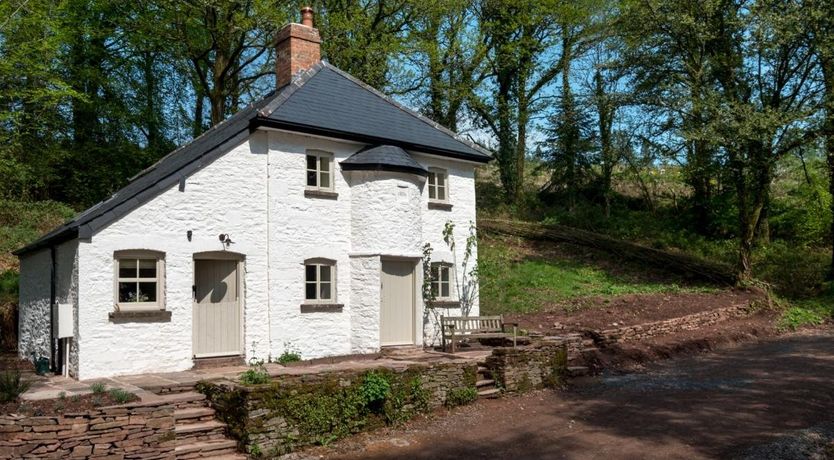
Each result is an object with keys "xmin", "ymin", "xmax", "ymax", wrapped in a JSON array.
[{"xmin": 440, "ymin": 315, "xmax": 518, "ymax": 353}]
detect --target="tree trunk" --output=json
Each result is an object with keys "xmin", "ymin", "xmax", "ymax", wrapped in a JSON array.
[{"xmin": 820, "ymin": 56, "xmax": 834, "ymax": 280}]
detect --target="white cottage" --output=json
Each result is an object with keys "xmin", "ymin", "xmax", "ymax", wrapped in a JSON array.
[{"xmin": 14, "ymin": 8, "xmax": 491, "ymax": 380}]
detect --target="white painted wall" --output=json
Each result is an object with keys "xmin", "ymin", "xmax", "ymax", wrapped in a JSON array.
[
  {"xmin": 17, "ymin": 240, "xmax": 79, "ymax": 374},
  {"xmin": 414, "ymin": 153, "xmax": 480, "ymax": 346},
  {"xmin": 19, "ymin": 127, "xmax": 481, "ymax": 379},
  {"xmin": 75, "ymin": 134, "xmax": 269, "ymax": 379}
]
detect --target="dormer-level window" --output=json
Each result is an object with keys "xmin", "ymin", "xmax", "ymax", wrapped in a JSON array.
[
  {"xmin": 427, "ymin": 168, "xmax": 448, "ymax": 202},
  {"xmin": 306, "ymin": 150, "xmax": 334, "ymax": 191}
]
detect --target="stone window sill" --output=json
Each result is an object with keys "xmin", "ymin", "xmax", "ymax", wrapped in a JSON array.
[
  {"xmin": 428, "ymin": 201, "xmax": 453, "ymax": 211},
  {"xmin": 109, "ymin": 310, "xmax": 172, "ymax": 323},
  {"xmin": 300, "ymin": 303, "xmax": 344, "ymax": 313},
  {"xmin": 427, "ymin": 300, "xmax": 460, "ymax": 308},
  {"xmin": 304, "ymin": 189, "xmax": 338, "ymax": 199}
]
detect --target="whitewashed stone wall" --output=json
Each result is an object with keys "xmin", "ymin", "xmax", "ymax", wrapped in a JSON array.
[
  {"xmin": 17, "ymin": 240, "xmax": 79, "ymax": 373},
  {"xmin": 19, "ymin": 128, "xmax": 481, "ymax": 379},
  {"xmin": 266, "ymin": 131, "xmax": 354, "ymax": 360},
  {"xmin": 76, "ymin": 135, "xmax": 269, "ymax": 379},
  {"xmin": 414, "ymin": 153, "xmax": 480, "ymax": 346},
  {"xmin": 17, "ymin": 249, "xmax": 51, "ymax": 361}
]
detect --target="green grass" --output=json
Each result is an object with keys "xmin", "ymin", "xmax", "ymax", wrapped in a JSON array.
[
  {"xmin": 478, "ymin": 237, "xmax": 716, "ymax": 315},
  {"xmin": 778, "ymin": 283, "xmax": 834, "ymax": 330},
  {"xmin": 0, "ymin": 200, "xmax": 75, "ymax": 270}
]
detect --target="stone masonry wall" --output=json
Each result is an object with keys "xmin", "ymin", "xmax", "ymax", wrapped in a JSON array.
[
  {"xmin": 591, "ymin": 303, "xmax": 756, "ymax": 346},
  {"xmin": 200, "ymin": 361, "xmax": 476, "ymax": 456},
  {"xmin": 484, "ymin": 341, "xmax": 571, "ymax": 393},
  {"xmin": 0, "ymin": 401, "xmax": 175, "ymax": 459}
]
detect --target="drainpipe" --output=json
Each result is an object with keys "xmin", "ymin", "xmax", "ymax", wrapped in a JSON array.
[{"xmin": 49, "ymin": 246, "xmax": 57, "ymax": 373}]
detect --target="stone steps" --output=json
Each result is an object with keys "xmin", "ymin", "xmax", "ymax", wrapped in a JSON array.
[
  {"xmin": 159, "ymin": 391, "xmax": 208, "ymax": 409},
  {"xmin": 175, "ymin": 420, "xmax": 228, "ymax": 444},
  {"xmin": 175, "ymin": 439, "xmax": 239, "ymax": 459},
  {"xmin": 477, "ymin": 388, "xmax": 501, "ymax": 399},
  {"xmin": 476, "ymin": 379, "xmax": 495, "ymax": 388},
  {"xmin": 175, "ymin": 407, "xmax": 217, "ymax": 423}
]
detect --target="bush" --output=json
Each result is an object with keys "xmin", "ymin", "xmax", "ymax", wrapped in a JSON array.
[
  {"xmin": 0, "ymin": 370, "xmax": 30, "ymax": 402},
  {"xmin": 109, "ymin": 388, "xmax": 135, "ymax": 404},
  {"xmin": 361, "ymin": 371, "xmax": 390, "ymax": 413},
  {"xmin": 90, "ymin": 382, "xmax": 106, "ymax": 394},
  {"xmin": 239, "ymin": 368, "xmax": 270, "ymax": 385},
  {"xmin": 275, "ymin": 343, "xmax": 302, "ymax": 365},
  {"xmin": 445, "ymin": 386, "xmax": 478, "ymax": 407}
]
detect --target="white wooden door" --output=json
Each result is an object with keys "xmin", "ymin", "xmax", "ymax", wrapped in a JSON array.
[
  {"xmin": 380, "ymin": 260, "xmax": 415, "ymax": 346},
  {"xmin": 193, "ymin": 259, "xmax": 241, "ymax": 357}
]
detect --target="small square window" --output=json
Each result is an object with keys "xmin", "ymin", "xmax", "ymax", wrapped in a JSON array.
[{"xmin": 115, "ymin": 252, "xmax": 164, "ymax": 311}]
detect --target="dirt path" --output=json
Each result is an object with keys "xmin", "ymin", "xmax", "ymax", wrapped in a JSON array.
[{"xmin": 313, "ymin": 330, "xmax": 834, "ymax": 459}]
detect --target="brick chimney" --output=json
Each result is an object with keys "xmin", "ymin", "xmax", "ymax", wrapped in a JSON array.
[{"xmin": 275, "ymin": 6, "xmax": 321, "ymax": 88}]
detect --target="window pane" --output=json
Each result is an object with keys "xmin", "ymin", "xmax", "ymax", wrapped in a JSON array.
[
  {"xmin": 437, "ymin": 185, "xmax": 446, "ymax": 201},
  {"xmin": 319, "ymin": 171, "xmax": 330, "ymax": 189},
  {"xmin": 305, "ymin": 282, "xmax": 317, "ymax": 300},
  {"xmin": 441, "ymin": 266, "xmax": 450, "ymax": 283},
  {"xmin": 138, "ymin": 259, "xmax": 156, "ymax": 278},
  {"xmin": 118, "ymin": 259, "xmax": 137, "ymax": 278},
  {"xmin": 307, "ymin": 170, "xmax": 317, "ymax": 187},
  {"xmin": 428, "ymin": 172, "xmax": 436, "ymax": 186},
  {"xmin": 431, "ymin": 281, "xmax": 439, "ymax": 297},
  {"xmin": 138, "ymin": 282, "xmax": 157, "ymax": 302},
  {"xmin": 320, "ymin": 157, "xmax": 330, "ymax": 172},
  {"xmin": 437, "ymin": 173, "xmax": 445, "ymax": 187},
  {"xmin": 119, "ymin": 282, "xmax": 138, "ymax": 302},
  {"xmin": 320, "ymin": 265, "xmax": 331, "ymax": 282},
  {"xmin": 428, "ymin": 184, "xmax": 436, "ymax": 200},
  {"xmin": 431, "ymin": 265, "xmax": 439, "ymax": 280},
  {"xmin": 441, "ymin": 282, "xmax": 449, "ymax": 298},
  {"xmin": 306, "ymin": 155, "xmax": 317, "ymax": 170},
  {"xmin": 305, "ymin": 265, "xmax": 317, "ymax": 282},
  {"xmin": 320, "ymin": 282, "xmax": 331, "ymax": 300}
]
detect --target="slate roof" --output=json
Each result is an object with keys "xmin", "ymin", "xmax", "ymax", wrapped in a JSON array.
[
  {"xmin": 340, "ymin": 145, "xmax": 428, "ymax": 176},
  {"xmin": 15, "ymin": 60, "xmax": 491, "ymax": 256}
]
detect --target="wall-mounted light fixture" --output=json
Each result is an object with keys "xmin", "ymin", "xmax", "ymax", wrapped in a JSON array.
[{"xmin": 219, "ymin": 233, "xmax": 234, "ymax": 246}]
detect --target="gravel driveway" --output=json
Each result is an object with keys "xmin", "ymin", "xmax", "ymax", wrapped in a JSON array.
[{"xmin": 315, "ymin": 330, "xmax": 834, "ymax": 459}]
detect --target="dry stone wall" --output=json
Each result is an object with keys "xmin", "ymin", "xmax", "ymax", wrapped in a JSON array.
[
  {"xmin": 590, "ymin": 303, "xmax": 756, "ymax": 346},
  {"xmin": 199, "ymin": 361, "xmax": 476, "ymax": 457},
  {"xmin": 0, "ymin": 401, "xmax": 175, "ymax": 459},
  {"xmin": 484, "ymin": 341, "xmax": 571, "ymax": 393}
]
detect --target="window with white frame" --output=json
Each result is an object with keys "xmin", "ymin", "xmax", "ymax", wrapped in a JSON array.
[
  {"xmin": 305, "ymin": 259, "xmax": 335, "ymax": 303},
  {"xmin": 427, "ymin": 168, "xmax": 448, "ymax": 202},
  {"xmin": 430, "ymin": 262, "xmax": 453, "ymax": 300},
  {"xmin": 115, "ymin": 251, "xmax": 165, "ymax": 310},
  {"xmin": 306, "ymin": 150, "xmax": 334, "ymax": 191}
]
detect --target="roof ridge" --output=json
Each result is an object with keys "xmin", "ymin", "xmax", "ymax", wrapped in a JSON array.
[
  {"xmin": 258, "ymin": 61, "xmax": 326, "ymax": 118},
  {"xmin": 319, "ymin": 62, "xmax": 492, "ymax": 158}
]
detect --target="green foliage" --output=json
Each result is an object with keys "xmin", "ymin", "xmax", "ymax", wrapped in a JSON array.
[
  {"xmin": 0, "ymin": 370, "xmax": 30, "ymax": 402},
  {"xmin": 0, "ymin": 200, "xmax": 75, "ymax": 269},
  {"xmin": 108, "ymin": 388, "xmax": 135, "ymax": 404},
  {"xmin": 778, "ymin": 306, "xmax": 825, "ymax": 331},
  {"xmin": 275, "ymin": 342, "xmax": 301, "ymax": 364},
  {"xmin": 444, "ymin": 387, "xmax": 478, "ymax": 407},
  {"xmin": 778, "ymin": 285, "xmax": 834, "ymax": 331},
  {"xmin": 361, "ymin": 371, "xmax": 391, "ymax": 407},
  {"xmin": 239, "ymin": 368, "xmax": 271, "ymax": 385},
  {"xmin": 478, "ymin": 235, "xmax": 715, "ymax": 315},
  {"xmin": 89, "ymin": 382, "xmax": 106, "ymax": 394}
]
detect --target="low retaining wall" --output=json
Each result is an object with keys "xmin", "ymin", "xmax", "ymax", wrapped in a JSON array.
[
  {"xmin": 0, "ymin": 401, "xmax": 175, "ymax": 459},
  {"xmin": 591, "ymin": 302, "xmax": 756, "ymax": 346},
  {"xmin": 484, "ymin": 340, "xmax": 570, "ymax": 393},
  {"xmin": 199, "ymin": 361, "xmax": 477, "ymax": 457}
]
